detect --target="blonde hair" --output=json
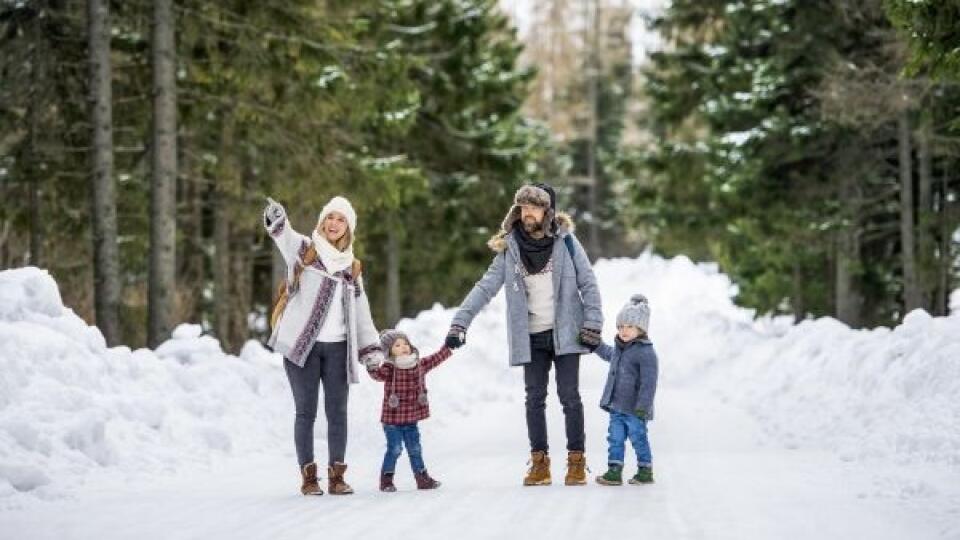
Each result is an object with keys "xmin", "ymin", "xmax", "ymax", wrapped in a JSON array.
[
  {"xmin": 316, "ymin": 220, "xmax": 352, "ymax": 252},
  {"xmin": 334, "ymin": 229, "xmax": 352, "ymax": 251}
]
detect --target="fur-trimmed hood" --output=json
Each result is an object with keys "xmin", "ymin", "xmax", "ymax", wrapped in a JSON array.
[{"xmin": 487, "ymin": 211, "xmax": 575, "ymax": 253}]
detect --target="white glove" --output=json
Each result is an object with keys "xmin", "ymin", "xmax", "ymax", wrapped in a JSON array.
[
  {"xmin": 364, "ymin": 355, "xmax": 382, "ymax": 370},
  {"xmin": 263, "ymin": 197, "xmax": 286, "ymax": 227}
]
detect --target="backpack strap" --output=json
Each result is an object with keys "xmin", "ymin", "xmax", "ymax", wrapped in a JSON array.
[{"xmin": 563, "ymin": 234, "xmax": 579, "ymax": 281}]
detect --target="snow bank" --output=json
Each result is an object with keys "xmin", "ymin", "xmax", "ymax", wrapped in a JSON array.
[
  {"xmin": 2, "ymin": 255, "xmax": 958, "ymax": 507},
  {"xmin": 0, "ymin": 268, "xmax": 291, "ymax": 506}
]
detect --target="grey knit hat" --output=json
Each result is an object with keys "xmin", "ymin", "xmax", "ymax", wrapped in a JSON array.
[
  {"xmin": 616, "ymin": 294, "xmax": 651, "ymax": 333},
  {"xmin": 380, "ymin": 329, "xmax": 417, "ymax": 356}
]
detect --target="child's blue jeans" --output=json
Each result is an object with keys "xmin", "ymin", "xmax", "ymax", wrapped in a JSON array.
[
  {"xmin": 381, "ymin": 423, "xmax": 426, "ymax": 474},
  {"xmin": 606, "ymin": 411, "xmax": 652, "ymax": 467}
]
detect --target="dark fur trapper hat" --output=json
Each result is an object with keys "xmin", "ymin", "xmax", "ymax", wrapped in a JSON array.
[{"xmin": 499, "ymin": 183, "xmax": 557, "ymax": 237}]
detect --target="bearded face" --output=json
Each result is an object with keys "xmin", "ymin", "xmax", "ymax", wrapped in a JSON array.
[{"xmin": 520, "ymin": 204, "xmax": 546, "ymax": 234}]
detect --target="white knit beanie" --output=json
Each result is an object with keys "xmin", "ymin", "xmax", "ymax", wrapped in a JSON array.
[
  {"xmin": 317, "ymin": 196, "xmax": 357, "ymax": 234},
  {"xmin": 617, "ymin": 294, "xmax": 651, "ymax": 333}
]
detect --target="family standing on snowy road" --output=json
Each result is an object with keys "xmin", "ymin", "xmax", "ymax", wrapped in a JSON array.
[{"xmin": 262, "ymin": 183, "xmax": 659, "ymax": 496}]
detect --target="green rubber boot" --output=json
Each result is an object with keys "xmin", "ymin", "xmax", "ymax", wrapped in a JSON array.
[
  {"xmin": 595, "ymin": 464, "xmax": 623, "ymax": 486},
  {"xmin": 628, "ymin": 466, "xmax": 654, "ymax": 485}
]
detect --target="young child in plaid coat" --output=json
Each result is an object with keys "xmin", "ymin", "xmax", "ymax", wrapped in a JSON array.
[{"xmin": 366, "ymin": 329, "xmax": 454, "ymax": 492}]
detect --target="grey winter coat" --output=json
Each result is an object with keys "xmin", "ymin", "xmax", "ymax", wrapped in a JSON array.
[
  {"xmin": 451, "ymin": 213, "xmax": 603, "ymax": 366},
  {"xmin": 595, "ymin": 337, "xmax": 659, "ymax": 420}
]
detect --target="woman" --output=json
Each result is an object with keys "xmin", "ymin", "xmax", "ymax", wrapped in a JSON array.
[{"xmin": 263, "ymin": 195, "xmax": 384, "ymax": 496}]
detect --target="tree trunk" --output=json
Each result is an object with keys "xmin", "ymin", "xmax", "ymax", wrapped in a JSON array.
[
  {"xmin": 792, "ymin": 259, "xmax": 805, "ymax": 323},
  {"xmin": 27, "ymin": 24, "xmax": 41, "ymax": 267},
  {"xmin": 936, "ymin": 163, "xmax": 952, "ymax": 315},
  {"xmin": 835, "ymin": 227, "xmax": 862, "ymax": 327},
  {"xmin": 213, "ymin": 197, "xmax": 231, "ymax": 348},
  {"xmin": 0, "ymin": 220, "xmax": 10, "ymax": 267},
  {"xmin": 897, "ymin": 110, "xmax": 922, "ymax": 314},
  {"xmin": 87, "ymin": 0, "xmax": 120, "ymax": 345},
  {"xmin": 835, "ymin": 173, "xmax": 863, "ymax": 327},
  {"xmin": 916, "ymin": 117, "xmax": 936, "ymax": 313},
  {"xmin": 179, "ymin": 157, "xmax": 206, "ymax": 323},
  {"xmin": 147, "ymin": 0, "xmax": 178, "ymax": 347},
  {"xmin": 385, "ymin": 217, "xmax": 401, "ymax": 327},
  {"xmin": 230, "ymin": 227, "xmax": 254, "ymax": 353},
  {"xmin": 28, "ymin": 148, "xmax": 41, "ymax": 267},
  {"xmin": 228, "ymin": 160, "xmax": 258, "ymax": 353},
  {"xmin": 213, "ymin": 117, "xmax": 235, "ymax": 350}
]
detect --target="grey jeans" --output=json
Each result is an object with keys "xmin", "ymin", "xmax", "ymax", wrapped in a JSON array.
[{"xmin": 284, "ymin": 341, "xmax": 349, "ymax": 467}]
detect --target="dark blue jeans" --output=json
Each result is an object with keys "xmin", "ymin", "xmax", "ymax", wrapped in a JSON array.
[
  {"xmin": 524, "ymin": 330, "xmax": 585, "ymax": 453},
  {"xmin": 381, "ymin": 423, "xmax": 426, "ymax": 475}
]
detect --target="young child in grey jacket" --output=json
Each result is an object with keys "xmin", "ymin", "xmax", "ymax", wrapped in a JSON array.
[{"xmin": 589, "ymin": 294, "xmax": 659, "ymax": 485}]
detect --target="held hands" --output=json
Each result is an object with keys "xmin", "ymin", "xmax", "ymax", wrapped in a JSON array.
[
  {"xmin": 263, "ymin": 197, "xmax": 285, "ymax": 227},
  {"xmin": 445, "ymin": 325, "xmax": 466, "ymax": 350},
  {"xmin": 578, "ymin": 327, "xmax": 601, "ymax": 351},
  {"xmin": 363, "ymin": 355, "xmax": 381, "ymax": 371}
]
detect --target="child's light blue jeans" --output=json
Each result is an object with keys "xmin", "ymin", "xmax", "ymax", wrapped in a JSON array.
[{"xmin": 607, "ymin": 411, "xmax": 652, "ymax": 467}]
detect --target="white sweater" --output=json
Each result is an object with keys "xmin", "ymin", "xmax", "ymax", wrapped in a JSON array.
[
  {"xmin": 523, "ymin": 258, "xmax": 555, "ymax": 333},
  {"xmin": 314, "ymin": 280, "xmax": 346, "ymax": 342},
  {"xmin": 264, "ymin": 213, "xmax": 383, "ymax": 382}
]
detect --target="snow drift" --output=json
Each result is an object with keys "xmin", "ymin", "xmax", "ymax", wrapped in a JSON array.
[{"xmin": 1, "ymin": 254, "xmax": 958, "ymax": 508}]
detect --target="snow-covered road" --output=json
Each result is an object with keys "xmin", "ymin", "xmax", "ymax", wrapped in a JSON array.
[{"xmin": 2, "ymin": 376, "xmax": 955, "ymax": 540}]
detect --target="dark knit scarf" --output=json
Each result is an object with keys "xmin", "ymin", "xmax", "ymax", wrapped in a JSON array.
[{"xmin": 513, "ymin": 223, "xmax": 555, "ymax": 275}]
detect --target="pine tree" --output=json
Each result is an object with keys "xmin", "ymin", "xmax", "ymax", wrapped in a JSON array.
[
  {"xmin": 87, "ymin": 0, "xmax": 120, "ymax": 346},
  {"xmin": 642, "ymin": 0, "xmax": 960, "ymax": 324}
]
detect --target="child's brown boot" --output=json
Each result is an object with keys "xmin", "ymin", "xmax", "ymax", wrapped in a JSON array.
[
  {"xmin": 415, "ymin": 470, "xmax": 441, "ymax": 490},
  {"xmin": 380, "ymin": 472, "xmax": 397, "ymax": 492}
]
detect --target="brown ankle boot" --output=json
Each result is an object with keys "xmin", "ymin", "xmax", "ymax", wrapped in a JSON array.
[
  {"xmin": 523, "ymin": 451, "xmax": 552, "ymax": 486},
  {"xmin": 380, "ymin": 472, "xmax": 397, "ymax": 493},
  {"xmin": 415, "ymin": 470, "xmax": 441, "ymax": 490},
  {"xmin": 565, "ymin": 451, "xmax": 587, "ymax": 486},
  {"xmin": 327, "ymin": 462, "xmax": 354, "ymax": 495},
  {"xmin": 300, "ymin": 462, "xmax": 324, "ymax": 496}
]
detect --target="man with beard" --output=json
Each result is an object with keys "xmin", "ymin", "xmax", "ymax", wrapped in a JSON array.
[{"xmin": 445, "ymin": 183, "xmax": 604, "ymax": 486}]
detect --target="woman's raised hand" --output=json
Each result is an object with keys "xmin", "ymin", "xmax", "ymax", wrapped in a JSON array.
[{"xmin": 263, "ymin": 197, "xmax": 286, "ymax": 226}]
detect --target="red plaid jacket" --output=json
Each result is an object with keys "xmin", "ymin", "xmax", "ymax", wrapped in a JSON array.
[{"xmin": 367, "ymin": 346, "xmax": 453, "ymax": 425}]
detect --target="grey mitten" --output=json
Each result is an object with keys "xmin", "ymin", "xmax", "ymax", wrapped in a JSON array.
[
  {"xmin": 364, "ymin": 356, "xmax": 381, "ymax": 370},
  {"xmin": 263, "ymin": 197, "xmax": 285, "ymax": 227}
]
